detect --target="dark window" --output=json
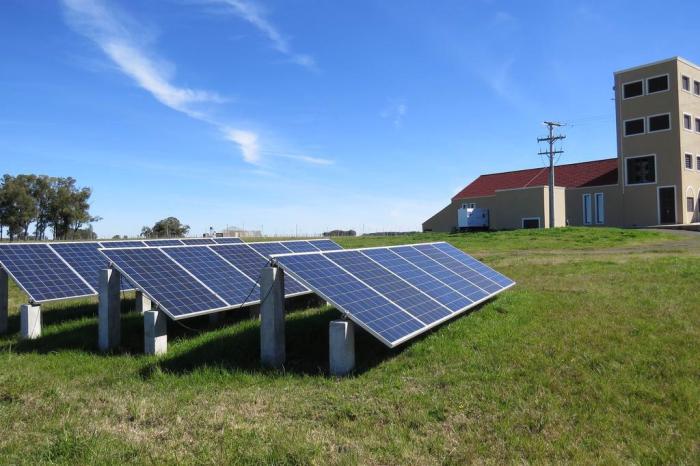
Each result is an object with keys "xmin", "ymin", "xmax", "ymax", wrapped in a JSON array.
[
  {"xmin": 682, "ymin": 75, "xmax": 690, "ymax": 91},
  {"xmin": 624, "ymin": 118, "xmax": 645, "ymax": 136},
  {"xmin": 695, "ymin": 117, "xmax": 700, "ymax": 132},
  {"xmin": 697, "ymin": 156, "xmax": 700, "ymax": 170},
  {"xmin": 688, "ymin": 197, "xmax": 695, "ymax": 213},
  {"xmin": 695, "ymin": 81, "xmax": 700, "ymax": 95},
  {"xmin": 686, "ymin": 154, "xmax": 693, "ymax": 169},
  {"xmin": 522, "ymin": 218, "xmax": 540, "ymax": 229},
  {"xmin": 648, "ymin": 114, "xmax": 670, "ymax": 132},
  {"xmin": 647, "ymin": 75, "xmax": 668, "ymax": 94},
  {"xmin": 626, "ymin": 156, "xmax": 656, "ymax": 184},
  {"xmin": 623, "ymin": 80, "xmax": 644, "ymax": 98},
  {"xmin": 684, "ymin": 114, "xmax": 692, "ymax": 130}
]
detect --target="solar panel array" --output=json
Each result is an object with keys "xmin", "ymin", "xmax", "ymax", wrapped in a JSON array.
[
  {"xmin": 272, "ymin": 242, "xmax": 514, "ymax": 347},
  {"xmin": 99, "ymin": 239, "xmax": 343, "ymax": 319},
  {"xmin": 0, "ymin": 237, "xmax": 245, "ymax": 303}
]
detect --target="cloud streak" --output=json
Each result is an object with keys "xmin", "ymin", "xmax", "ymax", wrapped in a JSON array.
[
  {"xmin": 205, "ymin": 0, "xmax": 316, "ymax": 70},
  {"xmin": 62, "ymin": 0, "xmax": 328, "ymax": 167}
]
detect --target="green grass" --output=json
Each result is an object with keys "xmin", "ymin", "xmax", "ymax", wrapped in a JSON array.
[{"xmin": 0, "ymin": 227, "xmax": 698, "ymax": 464}]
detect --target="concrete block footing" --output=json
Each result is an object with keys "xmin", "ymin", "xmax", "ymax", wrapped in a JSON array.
[
  {"xmin": 98, "ymin": 268, "xmax": 122, "ymax": 352},
  {"xmin": 144, "ymin": 310, "xmax": 167, "ymax": 355},
  {"xmin": 135, "ymin": 291, "xmax": 152, "ymax": 314},
  {"xmin": 20, "ymin": 304, "xmax": 41, "ymax": 340},
  {"xmin": 329, "ymin": 320, "xmax": 355, "ymax": 377},
  {"xmin": 260, "ymin": 267, "xmax": 285, "ymax": 369},
  {"xmin": 0, "ymin": 269, "xmax": 8, "ymax": 334}
]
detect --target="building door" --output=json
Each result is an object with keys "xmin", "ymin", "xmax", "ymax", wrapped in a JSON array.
[{"xmin": 658, "ymin": 187, "xmax": 676, "ymax": 224}]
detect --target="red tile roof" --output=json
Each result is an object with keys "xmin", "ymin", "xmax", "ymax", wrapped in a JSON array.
[{"xmin": 453, "ymin": 158, "xmax": 618, "ymax": 200}]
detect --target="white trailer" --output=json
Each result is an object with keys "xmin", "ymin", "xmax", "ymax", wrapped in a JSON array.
[{"xmin": 458, "ymin": 207, "xmax": 489, "ymax": 231}]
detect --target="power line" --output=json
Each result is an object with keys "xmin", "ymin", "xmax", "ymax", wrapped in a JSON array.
[{"xmin": 537, "ymin": 121, "xmax": 566, "ymax": 229}]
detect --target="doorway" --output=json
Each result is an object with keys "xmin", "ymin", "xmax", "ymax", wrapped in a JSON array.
[{"xmin": 658, "ymin": 186, "xmax": 676, "ymax": 224}]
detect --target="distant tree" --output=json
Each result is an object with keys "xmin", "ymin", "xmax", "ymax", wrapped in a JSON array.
[
  {"xmin": 323, "ymin": 229, "xmax": 356, "ymax": 237},
  {"xmin": 48, "ymin": 177, "xmax": 100, "ymax": 240},
  {"xmin": 0, "ymin": 175, "xmax": 37, "ymax": 241},
  {"xmin": 70, "ymin": 225, "xmax": 97, "ymax": 240},
  {"xmin": 142, "ymin": 217, "xmax": 190, "ymax": 238}
]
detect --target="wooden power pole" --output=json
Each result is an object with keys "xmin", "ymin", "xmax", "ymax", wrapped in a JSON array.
[{"xmin": 538, "ymin": 122, "xmax": 565, "ymax": 228}]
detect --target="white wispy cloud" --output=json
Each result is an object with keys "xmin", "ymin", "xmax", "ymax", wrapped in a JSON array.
[
  {"xmin": 203, "ymin": 0, "xmax": 316, "ymax": 70},
  {"xmin": 62, "ymin": 0, "xmax": 329, "ymax": 167},
  {"xmin": 381, "ymin": 101, "xmax": 408, "ymax": 128},
  {"xmin": 273, "ymin": 153, "xmax": 333, "ymax": 165}
]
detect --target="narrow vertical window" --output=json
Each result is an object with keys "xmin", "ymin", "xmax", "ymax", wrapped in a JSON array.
[
  {"xmin": 595, "ymin": 193, "xmax": 605, "ymax": 224},
  {"xmin": 682, "ymin": 75, "xmax": 690, "ymax": 91},
  {"xmin": 685, "ymin": 153, "xmax": 693, "ymax": 169},
  {"xmin": 684, "ymin": 114, "xmax": 692, "ymax": 130},
  {"xmin": 583, "ymin": 194, "xmax": 592, "ymax": 225}
]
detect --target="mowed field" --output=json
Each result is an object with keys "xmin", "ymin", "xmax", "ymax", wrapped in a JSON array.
[{"xmin": 0, "ymin": 228, "xmax": 698, "ymax": 464}]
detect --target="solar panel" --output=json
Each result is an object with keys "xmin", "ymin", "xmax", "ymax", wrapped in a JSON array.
[
  {"xmin": 100, "ymin": 240, "xmax": 147, "ymax": 248},
  {"xmin": 272, "ymin": 242, "xmax": 514, "ymax": 347},
  {"xmin": 163, "ymin": 246, "xmax": 259, "ymax": 306},
  {"xmin": 180, "ymin": 238, "xmax": 216, "ymax": 245},
  {"xmin": 0, "ymin": 244, "xmax": 96, "ymax": 303},
  {"xmin": 212, "ymin": 237, "xmax": 244, "ymax": 244},
  {"xmin": 144, "ymin": 239, "xmax": 184, "ymax": 247},
  {"xmin": 211, "ymin": 244, "xmax": 308, "ymax": 296},
  {"xmin": 249, "ymin": 241, "xmax": 293, "ymax": 257},
  {"xmin": 99, "ymin": 247, "xmax": 228, "ymax": 319},
  {"xmin": 50, "ymin": 242, "xmax": 134, "ymax": 292},
  {"xmin": 309, "ymin": 239, "xmax": 343, "ymax": 251},
  {"xmin": 282, "ymin": 240, "xmax": 321, "ymax": 253}
]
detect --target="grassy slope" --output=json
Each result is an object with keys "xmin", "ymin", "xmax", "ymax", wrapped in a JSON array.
[{"xmin": 0, "ymin": 227, "xmax": 698, "ymax": 464}]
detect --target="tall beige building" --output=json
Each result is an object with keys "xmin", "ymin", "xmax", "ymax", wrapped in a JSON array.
[{"xmin": 423, "ymin": 57, "xmax": 700, "ymax": 232}]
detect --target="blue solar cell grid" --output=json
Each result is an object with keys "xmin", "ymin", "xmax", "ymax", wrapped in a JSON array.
[
  {"xmin": 100, "ymin": 241, "xmax": 147, "ymax": 248},
  {"xmin": 213, "ymin": 237, "xmax": 244, "ymax": 244},
  {"xmin": 275, "ymin": 253, "xmax": 424, "ymax": 343},
  {"xmin": 274, "ymin": 242, "xmax": 513, "ymax": 347},
  {"xmin": 50, "ymin": 242, "xmax": 134, "ymax": 292},
  {"xmin": 101, "ymin": 248, "xmax": 227, "ymax": 318},
  {"xmin": 0, "ymin": 244, "xmax": 95, "ymax": 302},
  {"xmin": 310, "ymin": 239, "xmax": 343, "ymax": 251},
  {"xmin": 180, "ymin": 238, "xmax": 216, "ymax": 245},
  {"xmin": 282, "ymin": 240, "xmax": 320, "ymax": 253},
  {"xmin": 144, "ymin": 239, "xmax": 183, "ymax": 247},
  {"xmin": 163, "ymin": 246, "xmax": 258, "ymax": 306}
]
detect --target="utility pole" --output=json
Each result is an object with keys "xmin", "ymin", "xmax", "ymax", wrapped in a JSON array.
[{"xmin": 538, "ymin": 122, "xmax": 565, "ymax": 228}]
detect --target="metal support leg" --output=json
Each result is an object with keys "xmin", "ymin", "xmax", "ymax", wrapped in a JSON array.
[{"xmin": 329, "ymin": 320, "xmax": 355, "ymax": 377}]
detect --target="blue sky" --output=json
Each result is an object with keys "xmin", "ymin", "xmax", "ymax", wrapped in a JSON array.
[{"xmin": 1, "ymin": 0, "xmax": 696, "ymax": 237}]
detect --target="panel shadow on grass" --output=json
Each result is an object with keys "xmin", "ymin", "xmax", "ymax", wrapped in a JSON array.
[{"xmin": 146, "ymin": 307, "xmax": 396, "ymax": 378}]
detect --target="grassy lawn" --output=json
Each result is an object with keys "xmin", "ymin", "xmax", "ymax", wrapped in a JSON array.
[{"xmin": 0, "ymin": 227, "xmax": 698, "ymax": 464}]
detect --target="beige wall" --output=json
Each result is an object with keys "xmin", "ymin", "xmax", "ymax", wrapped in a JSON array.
[
  {"xmin": 566, "ymin": 185, "xmax": 623, "ymax": 227},
  {"xmin": 678, "ymin": 60, "xmax": 700, "ymax": 223},
  {"xmin": 422, "ymin": 199, "xmax": 461, "ymax": 232}
]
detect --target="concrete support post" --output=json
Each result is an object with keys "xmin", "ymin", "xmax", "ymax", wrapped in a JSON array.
[
  {"xmin": 20, "ymin": 304, "xmax": 41, "ymax": 340},
  {"xmin": 329, "ymin": 320, "xmax": 355, "ymax": 377},
  {"xmin": 144, "ymin": 309, "xmax": 167, "ymax": 355},
  {"xmin": 0, "ymin": 269, "xmax": 8, "ymax": 334},
  {"xmin": 135, "ymin": 291, "xmax": 151, "ymax": 314},
  {"xmin": 98, "ymin": 268, "xmax": 121, "ymax": 352},
  {"xmin": 260, "ymin": 266, "xmax": 285, "ymax": 369}
]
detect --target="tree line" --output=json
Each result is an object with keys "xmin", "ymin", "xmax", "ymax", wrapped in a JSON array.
[{"xmin": 0, "ymin": 174, "xmax": 99, "ymax": 241}]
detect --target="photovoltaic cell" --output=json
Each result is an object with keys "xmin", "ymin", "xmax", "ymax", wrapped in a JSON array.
[
  {"xmin": 100, "ymin": 240, "xmax": 147, "ymax": 248},
  {"xmin": 273, "ymin": 242, "xmax": 514, "ymax": 347},
  {"xmin": 50, "ymin": 242, "xmax": 134, "ymax": 292},
  {"xmin": 272, "ymin": 253, "xmax": 424, "ymax": 343},
  {"xmin": 248, "ymin": 241, "xmax": 293, "ymax": 257},
  {"xmin": 144, "ymin": 239, "xmax": 184, "ymax": 247},
  {"xmin": 325, "ymin": 250, "xmax": 451, "ymax": 325},
  {"xmin": 100, "ymin": 247, "xmax": 227, "ymax": 319},
  {"xmin": 282, "ymin": 240, "xmax": 320, "ymax": 253},
  {"xmin": 163, "ymin": 246, "xmax": 258, "ymax": 306},
  {"xmin": 213, "ymin": 237, "xmax": 244, "ymax": 244},
  {"xmin": 309, "ymin": 239, "xmax": 342, "ymax": 251},
  {"xmin": 0, "ymin": 244, "xmax": 95, "ymax": 302},
  {"xmin": 180, "ymin": 238, "xmax": 216, "ymax": 245}
]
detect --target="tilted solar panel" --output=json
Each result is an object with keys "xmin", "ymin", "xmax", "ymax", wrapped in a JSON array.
[
  {"xmin": 212, "ymin": 237, "xmax": 244, "ymax": 244},
  {"xmin": 50, "ymin": 242, "xmax": 134, "ymax": 292},
  {"xmin": 309, "ymin": 239, "xmax": 342, "ymax": 251},
  {"xmin": 180, "ymin": 238, "xmax": 216, "ymax": 245},
  {"xmin": 100, "ymin": 240, "xmax": 147, "ymax": 248},
  {"xmin": 163, "ymin": 246, "xmax": 259, "ymax": 306},
  {"xmin": 100, "ymin": 247, "xmax": 229, "ymax": 319},
  {"xmin": 0, "ymin": 244, "xmax": 95, "ymax": 303},
  {"xmin": 272, "ymin": 242, "xmax": 514, "ymax": 347},
  {"xmin": 281, "ymin": 240, "xmax": 321, "ymax": 253},
  {"xmin": 143, "ymin": 239, "xmax": 184, "ymax": 247}
]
